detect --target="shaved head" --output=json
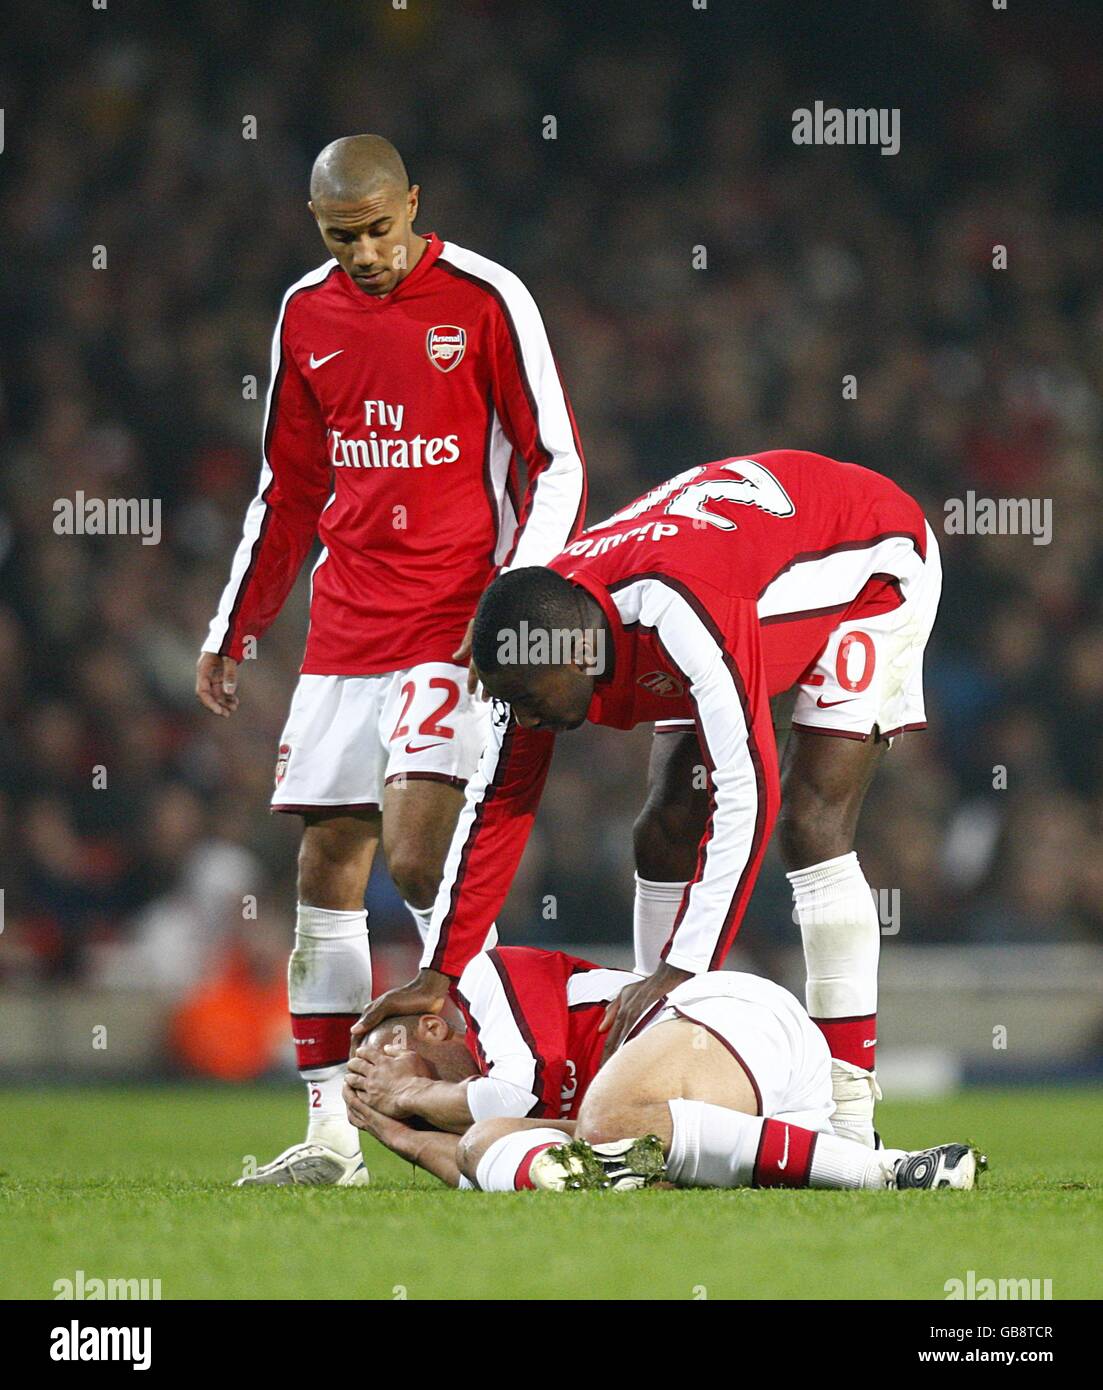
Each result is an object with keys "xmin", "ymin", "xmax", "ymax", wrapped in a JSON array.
[
  {"xmin": 308, "ymin": 134, "xmax": 424, "ymax": 297},
  {"xmin": 310, "ymin": 134, "xmax": 409, "ymax": 204}
]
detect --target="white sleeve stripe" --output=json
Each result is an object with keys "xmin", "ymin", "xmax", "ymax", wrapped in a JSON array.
[
  {"xmin": 609, "ymin": 576, "xmax": 768, "ymax": 972},
  {"xmin": 565, "ymin": 968, "xmax": 639, "ymax": 1007},
  {"xmin": 483, "ymin": 408, "xmax": 519, "ymax": 567},
  {"xmin": 454, "ymin": 953, "xmax": 539, "ymax": 1106},
  {"xmin": 421, "ymin": 711, "xmax": 512, "ymax": 973},
  {"xmin": 203, "ymin": 260, "xmax": 337, "ymax": 655}
]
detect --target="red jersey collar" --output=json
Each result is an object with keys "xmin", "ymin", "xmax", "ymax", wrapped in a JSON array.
[{"xmin": 334, "ymin": 232, "xmax": 444, "ymax": 308}]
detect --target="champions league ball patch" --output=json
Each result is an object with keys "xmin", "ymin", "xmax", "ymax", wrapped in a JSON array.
[{"xmin": 426, "ymin": 325, "xmax": 467, "ymax": 372}]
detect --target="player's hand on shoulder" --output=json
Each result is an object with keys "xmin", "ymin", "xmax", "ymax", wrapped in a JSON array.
[
  {"xmin": 350, "ymin": 968, "xmax": 451, "ymax": 1044},
  {"xmin": 599, "ymin": 962, "xmax": 693, "ymax": 1062},
  {"xmin": 196, "ymin": 651, "xmax": 240, "ymax": 718}
]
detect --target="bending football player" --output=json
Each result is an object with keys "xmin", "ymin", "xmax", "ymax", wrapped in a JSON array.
[
  {"xmin": 343, "ymin": 945, "xmax": 984, "ymax": 1193},
  {"xmin": 360, "ymin": 450, "xmax": 944, "ymax": 1154}
]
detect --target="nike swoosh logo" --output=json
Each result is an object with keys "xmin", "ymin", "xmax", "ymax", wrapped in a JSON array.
[
  {"xmin": 309, "ymin": 350, "xmax": 343, "ymax": 369},
  {"xmin": 816, "ymin": 696, "xmax": 855, "ymax": 708},
  {"xmin": 778, "ymin": 1127, "xmax": 790, "ymax": 1170},
  {"xmin": 405, "ymin": 741, "xmax": 446, "ymax": 754}
]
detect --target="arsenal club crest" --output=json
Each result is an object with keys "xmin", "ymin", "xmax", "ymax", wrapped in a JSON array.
[
  {"xmin": 638, "ymin": 670, "xmax": 685, "ymax": 698},
  {"xmin": 426, "ymin": 325, "xmax": 467, "ymax": 372}
]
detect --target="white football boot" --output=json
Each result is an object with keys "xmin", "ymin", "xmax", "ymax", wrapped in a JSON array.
[
  {"xmin": 829, "ymin": 1060, "xmax": 883, "ymax": 1148},
  {"xmin": 885, "ymin": 1143, "xmax": 987, "ymax": 1191},
  {"xmin": 530, "ymin": 1135, "xmax": 667, "ymax": 1192},
  {"xmin": 234, "ymin": 1141, "xmax": 369, "ymax": 1187}
]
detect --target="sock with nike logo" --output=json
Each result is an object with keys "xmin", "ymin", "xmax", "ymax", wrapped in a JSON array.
[
  {"xmin": 666, "ymin": 1100, "xmax": 889, "ymax": 1189},
  {"xmin": 787, "ymin": 852, "xmax": 879, "ymax": 1068}
]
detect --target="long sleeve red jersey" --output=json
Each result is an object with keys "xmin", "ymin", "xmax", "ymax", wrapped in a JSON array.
[
  {"xmin": 422, "ymin": 451, "xmax": 931, "ymax": 978},
  {"xmin": 204, "ymin": 235, "xmax": 587, "ymax": 673}
]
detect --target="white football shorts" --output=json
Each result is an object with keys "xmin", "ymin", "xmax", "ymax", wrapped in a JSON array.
[
  {"xmin": 637, "ymin": 971, "xmax": 835, "ymax": 1133},
  {"xmin": 271, "ymin": 661, "xmax": 491, "ymax": 813},
  {"xmin": 656, "ymin": 522, "xmax": 942, "ymax": 745}
]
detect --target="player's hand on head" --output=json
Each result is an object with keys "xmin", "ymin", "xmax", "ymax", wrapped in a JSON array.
[
  {"xmin": 598, "ymin": 963, "xmax": 693, "ymax": 1062},
  {"xmin": 343, "ymin": 1079, "xmax": 392, "ymax": 1136},
  {"xmin": 195, "ymin": 651, "xmax": 240, "ymax": 718},
  {"xmin": 350, "ymin": 968, "xmax": 451, "ymax": 1044},
  {"xmin": 345, "ymin": 1046, "xmax": 428, "ymax": 1118}
]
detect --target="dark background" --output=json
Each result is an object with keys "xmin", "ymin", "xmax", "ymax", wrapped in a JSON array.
[{"xmin": 1, "ymin": 0, "xmax": 1100, "ymax": 999}]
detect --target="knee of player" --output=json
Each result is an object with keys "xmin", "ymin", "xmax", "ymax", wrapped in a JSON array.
[
  {"xmin": 575, "ymin": 1095, "xmax": 636, "ymax": 1147},
  {"xmin": 633, "ymin": 802, "xmax": 702, "ymax": 881},
  {"xmin": 386, "ymin": 855, "xmax": 441, "ymax": 910},
  {"xmin": 777, "ymin": 799, "xmax": 850, "ymax": 870},
  {"xmin": 456, "ymin": 1119, "xmax": 513, "ymax": 1185}
]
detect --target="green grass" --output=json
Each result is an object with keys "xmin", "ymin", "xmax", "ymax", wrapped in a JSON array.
[{"xmin": 1, "ymin": 1086, "xmax": 1098, "ymax": 1300}]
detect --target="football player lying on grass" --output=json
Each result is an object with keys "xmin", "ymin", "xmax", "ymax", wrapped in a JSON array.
[{"xmin": 342, "ymin": 944, "xmax": 985, "ymax": 1193}]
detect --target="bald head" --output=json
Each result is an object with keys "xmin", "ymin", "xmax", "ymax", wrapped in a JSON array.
[
  {"xmin": 365, "ymin": 1014, "xmax": 432, "ymax": 1052},
  {"xmin": 309, "ymin": 136, "xmax": 424, "ymax": 297},
  {"xmin": 310, "ymin": 134, "xmax": 409, "ymax": 204}
]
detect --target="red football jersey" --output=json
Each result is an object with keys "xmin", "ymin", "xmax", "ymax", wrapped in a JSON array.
[
  {"xmin": 204, "ymin": 234, "xmax": 587, "ymax": 674},
  {"xmin": 453, "ymin": 946, "xmax": 637, "ymax": 1122},
  {"xmin": 424, "ymin": 451, "xmax": 931, "ymax": 978}
]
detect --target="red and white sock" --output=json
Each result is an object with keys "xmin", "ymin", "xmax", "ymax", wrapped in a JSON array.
[
  {"xmin": 787, "ymin": 852, "xmax": 879, "ymax": 1067},
  {"xmin": 474, "ymin": 1128, "xmax": 572, "ymax": 1192},
  {"xmin": 666, "ymin": 1100, "xmax": 889, "ymax": 1190},
  {"xmin": 289, "ymin": 904, "xmax": 372, "ymax": 1156}
]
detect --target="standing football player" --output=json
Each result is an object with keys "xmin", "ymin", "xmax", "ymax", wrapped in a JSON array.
[
  {"xmin": 357, "ymin": 451, "xmax": 941, "ymax": 1151},
  {"xmin": 196, "ymin": 135, "xmax": 586, "ymax": 1185}
]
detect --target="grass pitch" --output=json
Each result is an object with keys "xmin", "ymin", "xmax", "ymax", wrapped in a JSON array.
[{"xmin": 1, "ymin": 1085, "xmax": 1098, "ymax": 1300}]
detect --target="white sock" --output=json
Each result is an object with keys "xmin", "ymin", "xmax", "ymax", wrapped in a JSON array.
[
  {"xmin": 304, "ymin": 1072, "xmax": 359, "ymax": 1155},
  {"xmin": 788, "ymin": 851, "xmax": 879, "ymax": 1066},
  {"xmin": 474, "ymin": 1127, "xmax": 572, "ymax": 1191},
  {"xmin": 405, "ymin": 902, "xmax": 433, "ymax": 945},
  {"xmin": 632, "ymin": 875, "xmax": 688, "ymax": 975},
  {"xmin": 290, "ymin": 904, "xmax": 372, "ymax": 1155},
  {"xmin": 666, "ymin": 1099, "xmax": 890, "ymax": 1190}
]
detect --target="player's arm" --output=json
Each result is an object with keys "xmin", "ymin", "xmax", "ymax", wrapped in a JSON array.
[
  {"xmin": 487, "ymin": 283, "xmax": 587, "ymax": 569},
  {"xmin": 351, "ymin": 716, "xmax": 556, "ymax": 1031},
  {"xmin": 602, "ymin": 586, "xmax": 780, "ymax": 1053},
  {"xmin": 348, "ymin": 1065, "xmax": 538, "ymax": 1131},
  {"xmin": 346, "ymin": 1053, "xmax": 476, "ymax": 1133},
  {"xmin": 197, "ymin": 301, "xmax": 331, "ymax": 715},
  {"xmin": 453, "ymin": 279, "xmax": 587, "ymax": 676},
  {"xmin": 342, "ymin": 1086, "xmax": 464, "ymax": 1187}
]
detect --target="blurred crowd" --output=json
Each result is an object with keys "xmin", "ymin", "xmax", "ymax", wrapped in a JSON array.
[{"xmin": 1, "ymin": 0, "xmax": 1101, "ymax": 995}]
